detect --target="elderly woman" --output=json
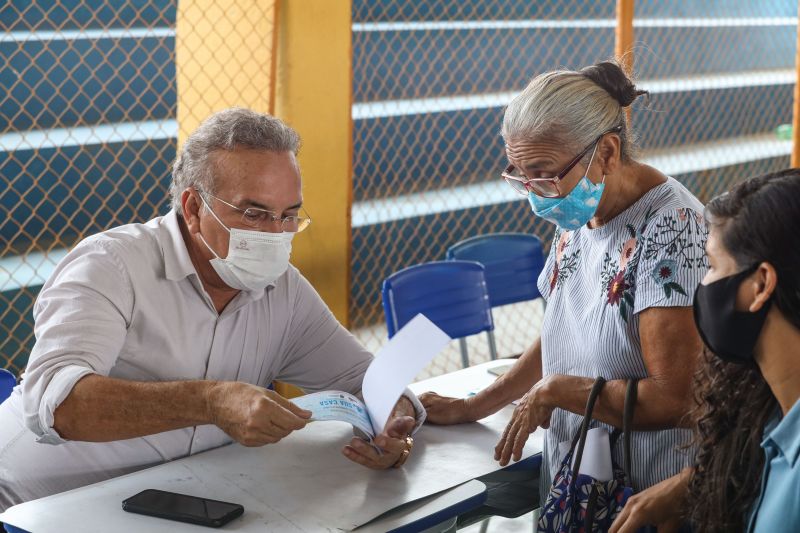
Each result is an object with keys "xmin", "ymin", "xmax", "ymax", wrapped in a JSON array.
[{"xmin": 421, "ymin": 61, "xmax": 707, "ymax": 492}]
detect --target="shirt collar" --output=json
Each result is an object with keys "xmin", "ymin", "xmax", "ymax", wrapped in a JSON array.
[
  {"xmin": 161, "ymin": 210, "xmax": 199, "ymax": 282},
  {"xmin": 762, "ymin": 397, "xmax": 800, "ymax": 467}
]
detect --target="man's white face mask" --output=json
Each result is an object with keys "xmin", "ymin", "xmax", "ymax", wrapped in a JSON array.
[{"xmin": 197, "ymin": 196, "xmax": 294, "ymax": 291}]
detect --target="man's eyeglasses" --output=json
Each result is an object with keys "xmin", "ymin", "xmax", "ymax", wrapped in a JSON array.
[
  {"xmin": 502, "ymin": 125, "xmax": 622, "ymax": 199},
  {"xmin": 201, "ymin": 191, "xmax": 312, "ymax": 233}
]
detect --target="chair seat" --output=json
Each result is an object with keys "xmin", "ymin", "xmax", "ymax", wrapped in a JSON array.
[{"xmin": 0, "ymin": 369, "xmax": 17, "ymax": 404}]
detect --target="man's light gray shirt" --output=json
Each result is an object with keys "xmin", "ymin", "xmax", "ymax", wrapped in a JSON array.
[{"xmin": 0, "ymin": 210, "xmax": 424, "ymax": 510}]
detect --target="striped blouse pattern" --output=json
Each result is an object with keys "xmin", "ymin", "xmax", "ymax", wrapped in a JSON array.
[{"xmin": 537, "ymin": 177, "xmax": 708, "ymax": 491}]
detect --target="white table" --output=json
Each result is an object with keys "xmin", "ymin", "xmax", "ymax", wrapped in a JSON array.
[
  {"xmin": 356, "ymin": 480, "xmax": 487, "ymax": 533},
  {"xmin": 1, "ymin": 359, "xmax": 543, "ymax": 532}
]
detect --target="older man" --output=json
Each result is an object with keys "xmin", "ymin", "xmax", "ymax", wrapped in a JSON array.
[{"xmin": 0, "ymin": 108, "xmax": 424, "ymax": 511}]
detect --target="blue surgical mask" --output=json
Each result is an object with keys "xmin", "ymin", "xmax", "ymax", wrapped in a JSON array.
[{"xmin": 527, "ymin": 145, "xmax": 605, "ymax": 231}]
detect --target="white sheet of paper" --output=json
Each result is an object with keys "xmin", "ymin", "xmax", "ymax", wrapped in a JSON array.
[
  {"xmin": 557, "ymin": 427, "xmax": 614, "ymax": 482},
  {"xmin": 362, "ymin": 314, "xmax": 451, "ymax": 435}
]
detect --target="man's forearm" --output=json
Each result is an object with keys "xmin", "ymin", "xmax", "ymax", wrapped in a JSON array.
[
  {"xmin": 53, "ymin": 374, "xmax": 217, "ymax": 442},
  {"xmin": 469, "ymin": 338, "xmax": 543, "ymax": 419}
]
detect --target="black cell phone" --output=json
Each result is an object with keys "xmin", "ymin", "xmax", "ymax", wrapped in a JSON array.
[{"xmin": 122, "ymin": 489, "xmax": 244, "ymax": 528}]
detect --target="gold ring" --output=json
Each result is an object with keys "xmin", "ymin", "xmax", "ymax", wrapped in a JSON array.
[{"xmin": 392, "ymin": 436, "xmax": 414, "ymax": 468}]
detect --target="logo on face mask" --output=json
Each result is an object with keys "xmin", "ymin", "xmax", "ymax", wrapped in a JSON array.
[{"xmin": 236, "ymin": 239, "xmax": 249, "ymax": 251}]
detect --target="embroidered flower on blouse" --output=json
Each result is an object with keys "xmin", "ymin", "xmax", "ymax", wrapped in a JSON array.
[
  {"xmin": 606, "ymin": 270, "xmax": 630, "ymax": 306},
  {"xmin": 556, "ymin": 231, "xmax": 570, "ymax": 263},
  {"xmin": 651, "ymin": 259, "xmax": 677, "ymax": 285},
  {"xmin": 549, "ymin": 263, "xmax": 559, "ymax": 294},
  {"xmin": 651, "ymin": 258, "xmax": 689, "ymax": 298},
  {"xmin": 619, "ymin": 237, "xmax": 637, "ymax": 271},
  {"xmin": 549, "ymin": 230, "xmax": 581, "ymax": 296}
]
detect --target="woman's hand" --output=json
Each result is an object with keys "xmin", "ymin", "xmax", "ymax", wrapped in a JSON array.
[
  {"xmin": 609, "ymin": 468, "xmax": 692, "ymax": 533},
  {"xmin": 418, "ymin": 392, "xmax": 477, "ymax": 425},
  {"xmin": 494, "ymin": 375, "xmax": 556, "ymax": 466}
]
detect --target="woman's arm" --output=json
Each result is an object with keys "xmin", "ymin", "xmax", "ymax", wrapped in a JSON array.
[
  {"xmin": 496, "ymin": 306, "xmax": 701, "ymax": 465},
  {"xmin": 544, "ymin": 305, "xmax": 701, "ymax": 429},
  {"xmin": 420, "ymin": 337, "xmax": 543, "ymax": 424}
]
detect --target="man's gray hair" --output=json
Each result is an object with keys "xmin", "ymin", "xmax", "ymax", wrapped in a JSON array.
[{"xmin": 170, "ymin": 107, "xmax": 301, "ymax": 214}]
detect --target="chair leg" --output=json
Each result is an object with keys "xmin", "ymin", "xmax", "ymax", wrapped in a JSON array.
[
  {"xmin": 487, "ymin": 331, "xmax": 498, "ymax": 360},
  {"xmin": 458, "ymin": 338, "xmax": 469, "ymax": 368},
  {"xmin": 479, "ymin": 518, "xmax": 491, "ymax": 533}
]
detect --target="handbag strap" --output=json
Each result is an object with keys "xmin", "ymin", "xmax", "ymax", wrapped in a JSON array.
[
  {"xmin": 569, "ymin": 378, "xmax": 639, "ymax": 481},
  {"xmin": 562, "ymin": 377, "xmax": 638, "ymax": 532},
  {"xmin": 567, "ymin": 376, "xmax": 607, "ymax": 496},
  {"xmin": 610, "ymin": 378, "xmax": 639, "ymax": 485},
  {"xmin": 622, "ymin": 378, "xmax": 638, "ymax": 484}
]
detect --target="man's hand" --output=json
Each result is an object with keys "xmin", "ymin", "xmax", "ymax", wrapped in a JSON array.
[
  {"xmin": 495, "ymin": 376, "xmax": 555, "ymax": 466},
  {"xmin": 206, "ymin": 381, "xmax": 311, "ymax": 447},
  {"xmin": 342, "ymin": 415, "xmax": 416, "ymax": 469},
  {"xmin": 418, "ymin": 392, "xmax": 476, "ymax": 425},
  {"xmin": 343, "ymin": 395, "xmax": 417, "ymax": 469}
]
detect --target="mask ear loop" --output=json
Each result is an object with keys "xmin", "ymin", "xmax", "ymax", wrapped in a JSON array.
[
  {"xmin": 199, "ymin": 194, "xmax": 232, "ymax": 232},
  {"xmin": 197, "ymin": 232, "xmax": 223, "ymax": 260},
  {"xmin": 197, "ymin": 194, "xmax": 228, "ymax": 260},
  {"xmin": 585, "ymin": 141, "xmax": 601, "ymax": 184}
]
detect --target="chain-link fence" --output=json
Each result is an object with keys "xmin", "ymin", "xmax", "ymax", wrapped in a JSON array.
[
  {"xmin": 631, "ymin": 0, "xmax": 796, "ymax": 202},
  {"xmin": 2, "ymin": 0, "xmax": 798, "ymax": 382},
  {"xmin": 1, "ymin": 1, "xmax": 177, "ymax": 375},
  {"xmin": 348, "ymin": 0, "xmax": 798, "ymax": 379},
  {"xmin": 174, "ymin": 0, "xmax": 277, "ymax": 143},
  {"xmin": 350, "ymin": 1, "xmax": 617, "ymax": 378},
  {"xmin": 0, "ymin": 0, "xmax": 282, "ymax": 379}
]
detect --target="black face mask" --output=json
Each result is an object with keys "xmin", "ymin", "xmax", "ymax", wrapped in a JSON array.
[{"xmin": 693, "ymin": 264, "xmax": 772, "ymax": 365}]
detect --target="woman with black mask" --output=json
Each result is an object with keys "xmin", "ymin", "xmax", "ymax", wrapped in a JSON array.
[{"xmin": 611, "ymin": 168, "xmax": 800, "ymax": 532}]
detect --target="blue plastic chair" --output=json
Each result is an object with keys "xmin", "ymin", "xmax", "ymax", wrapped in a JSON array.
[
  {"xmin": 446, "ymin": 233, "xmax": 546, "ymax": 308},
  {"xmin": 0, "ymin": 368, "xmax": 16, "ymax": 404},
  {"xmin": 382, "ymin": 260, "xmax": 497, "ymax": 368}
]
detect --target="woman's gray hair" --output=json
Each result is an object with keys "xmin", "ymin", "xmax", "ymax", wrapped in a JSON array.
[
  {"xmin": 502, "ymin": 61, "xmax": 646, "ymax": 162},
  {"xmin": 170, "ymin": 107, "xmax": 301, "ymax": 214}
]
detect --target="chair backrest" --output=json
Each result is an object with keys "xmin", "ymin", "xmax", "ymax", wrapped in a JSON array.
[
  {"xmin": 382, "ymin": 260, "xmax": 494, "ymax": 340},
  {"xmin": 0, "ymin": 368, "xmax": 17, "ymax": 403},
  {"xmin": 446, "ymin": 232, "xmax": 546, "ymax": 307}
]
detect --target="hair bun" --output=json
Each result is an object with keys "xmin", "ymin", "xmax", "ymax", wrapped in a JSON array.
[{"xmin": 581, "ymin": 61, "xmax": 648, "ymax": 107}]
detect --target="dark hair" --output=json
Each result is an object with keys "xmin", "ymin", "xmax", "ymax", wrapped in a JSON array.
[
  {"xmin": 705, "ymin": 169, "xmax": 800, "ymax": 330},
  {"xmin": 581, "ymin": 61, "xmax": 649, "ymax": 108},
  {"xmin": 687, "ymin": 168, "xmax": 800, "ymax": 531}
]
